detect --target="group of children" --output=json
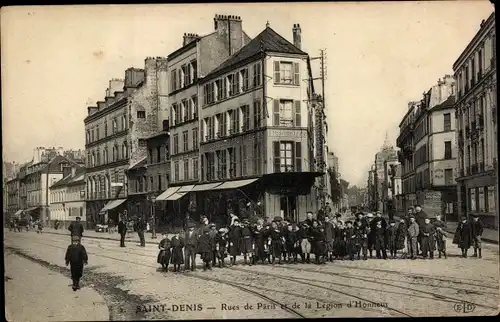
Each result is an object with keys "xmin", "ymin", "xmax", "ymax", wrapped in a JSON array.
[{"xmin": 155, "ymin": 210, "xmax": 449, "ymax": 272}]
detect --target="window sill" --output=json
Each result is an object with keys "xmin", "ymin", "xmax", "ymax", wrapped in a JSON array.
[
  {"xmin": 202, "ymin": 85, "xmax": 262, "ymax": 109},
  {"xmin": 273, "ymin": 83, "xmax": 300, "ymax": 88}
]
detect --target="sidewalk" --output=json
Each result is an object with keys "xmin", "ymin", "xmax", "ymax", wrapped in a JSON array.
[{"xmin": 393, "ymin": 215, "xmax": 499, "ymax": 245}]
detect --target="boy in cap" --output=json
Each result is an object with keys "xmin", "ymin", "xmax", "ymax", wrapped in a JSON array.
[
  {"xmin": 323, "ymin": 215, "xmax": 335, "ymax": 262},
  {"xmin": 198, "ymin": 227, "xmax": 214, "ymax": 271},
  {"xmin": 354, "ymin": 219, "xmax": 369, "ymax": 260},
  {"xmin": 65, "ymin": 235, "xmax": 88, "ymax": 291},
  {"xmin": 184, "ymin": 223, "xmax": 199, "ymax": 271},
  {"xmin": 285, "ymin": 222, "xmax": 298, "ymax": 264},
  {"xmin": 434, "ymin": 219, "xmax": 447, "ymax": 259},
  {"xmin": 208, "ymin": 223, "xmax": 218, "ymax": 267},
  {"xmin": 299, "ymin": 221, "xmax": 312, "ymax": 263},
  {"xmin": 420, "ymin": 217, "xmax": 436, "ymax": 259},
  {"xmin": 215, "ymin": 227, "xmax": 229, "ymax": 267},
  {"xmin": 387, "ymin": 220, "xmax": 397, "ymax": 258},
  {"xmin": 311, "ymin": 220, "xmax": 327, "ymax": 264},
  {"xmin": 374, "ymin": 220, "xmax": 388, "ymax": 259},
  {"xmin": 407, "ymin": 216, "xmax": 419, "ymax": 260},
  {"xmin": 157, "ymin": 232, "xmax": 172, "ymax": 272},
  {"xmin": 395, "ymin": 218, "xmax": 407, "ymax": 259},
  {"xmin": 252, "ymin": 223, "xmax": 266, "ymax": 264},
  {"xmin": 344, "ymin": 221, "xmax": 356, "ymax": 261},
  {"xmin": 270, "ymin": 222, "xmax": 283, "ymax": 264}
]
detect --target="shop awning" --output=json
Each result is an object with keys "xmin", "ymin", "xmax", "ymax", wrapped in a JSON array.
[
  {"xmin": 215, "ymin": 178, "xmax": 259, "ymax": 190},
  {"xmin": 156, "ymin": 187, "xmax": 181, "ymax": 201},
  {"xmin": 26, "ymin": 207, "xmax": 40, "ymax": 212},
  {"xmin": 178, "ymin": 185, "xmax": 195, "ymax": 193},
  {"xmin": 191, "ymin": 182, "xmax": 224, "ymax": 192},
  {"xmin": 99, "ymin": 199, "xmax": 127, "ymax": 213},
  {"xmin": 166, "ymin": 192, "xmax": 187, "ymax": 201},
  {"xmin": 14, "ymin": 210, "xmax": 23, "ymax": 216}
]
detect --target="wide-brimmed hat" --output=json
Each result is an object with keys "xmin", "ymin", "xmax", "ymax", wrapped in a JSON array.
[{"xmin": 366, "ymin": 213, "xmax": 374, "ymax": 218}]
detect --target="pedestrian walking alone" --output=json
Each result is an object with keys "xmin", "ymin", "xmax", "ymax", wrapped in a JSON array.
[
  {"xmin": 118, "ymin": 216, "xmax": 127, "ymax": 247},
  {"xmin": 135, "ymin": 217, "xmax": 146, "ymax": 247},
  {"xmin": 68, "ymin": 217, "xmax": 84, "ymax": 240},
  {"xmin": 65, "ymin": 235, "xmax": 88, "ymax": 291}
]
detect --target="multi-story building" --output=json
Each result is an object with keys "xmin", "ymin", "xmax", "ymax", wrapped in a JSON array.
[
  {"xmin": 5, "ymin": 177, "xmax": 21, "ymax": 218},
  {"xmin": 373, "ymin": 134, "xmax": 398, "ymax": 212},
  {"xmin": 397, "ymin": 101, "xmax": 418, "ymax": 210},
  {"xmin": 367, "ymin": 165, "xmax": 376, "ymax": 211},
  {"xmin": 325, "ymin": 151, "xmax": 339, "ymax": 210},
  {"xmin": 158, "ymin": 15, "xmax": 251, "ymax": 218},
  {"xmin": 84, "ymin": 57, "xmax": 168, "ymax": 227},
  {"xmin": 191, "ymin": 22, "xmax": 319, "ymax": 223},
  {"xmin": 388, "ymin": 163, "xmax": 403, "ymax": 214},
  {"xmin": 49, "ymin": 167, "xmax": 86, "ymax": 228},
  {"xmin": 313, "ymin": 94, "xmax": 329, "ymax": 207},
  {"xmin": 454, "ymin": 12, "xmax": 497, "ymax": 228}
]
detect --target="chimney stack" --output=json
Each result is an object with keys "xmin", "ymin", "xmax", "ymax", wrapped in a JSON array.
[
  {"xmin": 213, "ymin": 14, "xmax": 244, "ymax": 55},
  {"xmin": 293, "ymin": 23, "xmax": 302, "ymax": 50},
  {"xmin": 183, "ymin": 33, "xmax": 199, "ymax": 46}
]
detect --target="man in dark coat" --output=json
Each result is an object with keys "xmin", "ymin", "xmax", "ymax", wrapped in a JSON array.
[
  {"xmin": 228, "ymin": 218, "xmax": 242, "ymax": 266},
  {"xmin": 354, "ymin": 220, "xmax": 369, "ymax": 260},
  {"xmin": 470, "ymin": 214, "xmax": 484, "ymax": 258},
  {"xmin": 208, "ymin": 223, "xmax": 218, "ymax": 267},
  {"xmin": 311, "ymin": 220, "xmax": 326, "ymax": 264},
  {"xmin": 118, "ymin": 216, "xmax": 127, "ymax": 247},
  {"xmin": 68, "ymin": 217, "xmax": 84, "ymax": 239},
  {"xmin": 184, "ymin": 223, "xmax": 199, "ymax": 271},
  {"xmin": 135, "ymin": 217, "xmax": 146, "ymax": 247},
  {"xmin": 386, "ymin": 220, "xmax": 397, "ymax": 258},
  {"xmin": 414, "ymin": 205, "xmax": 428, "ymax": 254},
  {"xmin": 419, "ymin": 217, "xmax": 436, "ymax": 259},
  {"xmin": 374, "ymin": 220, "xmax": 388, "ymax": 259},
  {"xmin": 65, "ymin": 235, "xmax": 88, "ymax": 291},
  {"xmin": 157, "ymin": 232, "xmax": 171, "ymax": 271},
  {"xmin": 344, "ymin": 221, "xmax": 356, "ymax": 261},
  {"xmin": 323, "ymin": 215, "xmax": 335, "ymax": 261},
  {"xmin": 198, "ymin": 227, "xmax": 214, "ymax": 271},
  {"xmin": 240, "ymin": 219, "xmax": 254, "ymax": 265},
  {"xmin": 453, "ymin": 216, "xmax": 473, "ymax": 258}
]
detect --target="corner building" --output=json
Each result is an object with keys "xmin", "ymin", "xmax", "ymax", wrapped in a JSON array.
[
  {"xmin": 453, "ymin": 12, "xmax": 498, "ymax": 228},
  {"xmin": 196, "ymin": 25, "xmax": 320, "ymax": 223}
]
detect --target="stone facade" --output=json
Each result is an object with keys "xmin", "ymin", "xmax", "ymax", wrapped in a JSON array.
[{"xmin": 454, "ymin": 12, "xmax": 498, "ymax": 228}]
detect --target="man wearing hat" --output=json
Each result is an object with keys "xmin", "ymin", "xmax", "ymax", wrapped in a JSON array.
[
  {"xmin": 208, "ymin": 223, "xmax": 218, "ymax": 267},
  {"xmin": 228, "ymin": 218, "xmax": 242, "ymax": 265},
  {"xmin": 68, "ymin": 216, "xmax": 84, "ymax": 240},
  {"xmin": 414, "ymin": 205, "xmax": 428, "ymax": 254},
  {"xmin": 470, "ymin": 214, "xmax": 484, "ymax": 259},
  {"xmin": 407, "ymin": 215, "xmax": 419, "ymax": 260},
  {"xmin": 118, "ymin": 215, "xmax": 128, "ymax": 248},
  {"xmin": 215, "ymin": 227, "xmax": 229, "ymax": 267},
  {"xmin": 241, "ymin": 219, "xmax": 254, "ymax": 265},
  {"xmin": 65, "ymin": 235, "xmax": 88, "ymax": 291},
  {"xmin": 198, "ymin": 226, "xmax": 214, "ymax": 270},
  {"xmin": 184, "ymin": 222, "xmax": 199, "ymax": 271},
  {"xmin": 365, "ymin": 213, "xmax": 375, "ymax": 258},
  {"xmin": 453, "ymin": 215, "xmax": 473, "ymax": 258}
]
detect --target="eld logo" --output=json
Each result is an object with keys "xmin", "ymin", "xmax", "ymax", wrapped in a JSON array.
[{"xmin": 453, "ymin": 302, "xmax": 476, "ymax": 313}]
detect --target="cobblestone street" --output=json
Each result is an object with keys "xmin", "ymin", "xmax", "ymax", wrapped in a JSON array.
[{"xmin": 4, "ymin": 229, "xmax": 499, "ymax": 320}]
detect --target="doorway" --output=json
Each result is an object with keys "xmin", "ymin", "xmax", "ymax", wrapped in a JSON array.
[{"xmin": 280, "ymin": 196, "xmax": 297, "ymax": 222}]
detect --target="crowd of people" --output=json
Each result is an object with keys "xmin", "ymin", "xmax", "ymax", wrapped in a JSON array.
[{"xmin": 153, "ymin": 205, "xmax": 485, "ymax": 272}]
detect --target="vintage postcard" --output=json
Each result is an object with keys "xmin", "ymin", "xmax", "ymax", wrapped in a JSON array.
[{"xmin": 2, "ymin": 2, "xmax": 499, "ymax": 320}]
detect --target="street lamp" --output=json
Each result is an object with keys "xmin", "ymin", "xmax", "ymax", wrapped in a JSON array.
[{"xmin": 150, "ymin": 195, "xmax": 157, "ymax": 239}]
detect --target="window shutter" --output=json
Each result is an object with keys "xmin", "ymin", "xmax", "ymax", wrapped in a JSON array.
[
  {"xmin": 295, "ymin": 142, "xmax": 302, "ymax": 172},
  {"xmin": 252, "ymin": 64, "xmax": 256, "ymax": 87},
  {"xmin": 294, "ymin": 100, "xmax": 301, "ymax": 127},
  {"xmin": 273, "ymin": 141, "xmax": 281, "ymax": 173},
  {"xmin": 178, "ymin": 69, "xmax": 182, "ymax": 88},
  {"xmin": 201, "ymin": 155, "xmax": 205, "ymax": 181},
  {"xmin": 273, "ymin": 99, "xmax": 280, "ymax": 126},
  {"xmin": 274, "ymin": 61, "xmax": 280, "ymax": 83},
  {"xmin": 293, "ymin": 62, "xmax": 300, "ymax": 85}
]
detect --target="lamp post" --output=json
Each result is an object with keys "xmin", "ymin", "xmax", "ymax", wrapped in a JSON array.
[{"xmin": 150, "ymin": 195, "xmax": 157, "ymax": 239}]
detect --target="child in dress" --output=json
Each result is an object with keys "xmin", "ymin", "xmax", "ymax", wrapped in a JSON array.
[{"xmin": 170, "ymin": 232, "xmax": 184, "ymax": 272}]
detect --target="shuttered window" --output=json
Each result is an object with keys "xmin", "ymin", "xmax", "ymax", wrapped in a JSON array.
[
  {"xmin": 295, "ymin": 142, "xmax": 302, "ymax": 172},
  {"xmin": 294, "ymin": 62, "xmax": 300, "ymax": 85},
  {"xmin": 273, "ymin": 142, "xmax": 281, "ymax": 172},
  {"xmin": 273, "ymin": 61, "xmax": 280, "ymax": 84},
  {"xmin": 273, "ymin": 99, "xmax": 280, "ymax": 126},
  {"xmin": 170, "ymin": 69, "xmax": 177, "ymax": 92},
  {"xmin": 294, "ymin": 100, "xmax": 301, "ymax": 127}
]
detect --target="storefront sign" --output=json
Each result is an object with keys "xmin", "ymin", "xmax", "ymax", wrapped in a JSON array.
[{"xmin": 269, "ymin": 129, "xmax": 307, "ymax": 138}]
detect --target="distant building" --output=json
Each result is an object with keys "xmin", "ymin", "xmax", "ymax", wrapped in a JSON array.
[
  {"xmin": 373, "ymin": 133, "xmax": 398, "ymax": 212},
  {"xmin": 49, "ymin": 167, "xmax": 86, "ymax": 228},
  {"xmin": 389, "ymin": 163, "xmax": 403, "ymax": 213},
  {"xmin": 453, "ymin": 12, "xmax": 498, "ymax": 228}
]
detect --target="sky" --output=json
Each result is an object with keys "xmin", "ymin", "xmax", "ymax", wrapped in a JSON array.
[{"xmin": 1, "ymin": 2, "xmax": 495, "ymax": 187}]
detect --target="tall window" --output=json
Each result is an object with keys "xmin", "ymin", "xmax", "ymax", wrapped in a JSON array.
[
  {"xmin": 191, "ymin": 60, "xmax": 198, "ymax": 82},
  {"xmin": 273, "ymin": 61, "xmax": 300, "ymax": 85},
  {"xmin": 443, "ymin": 113, "xmax": 451, "ymax": 131},
  {"xmin": 183, "ymin": 131, "xmax": 189, "ymax": 152},
  {"xmin": 158, "ymin": 175, "xmax": 162, "ymax": 191},
  {"xmin": 253, "ymin": 62, "xmax": 262, "ymax": 87},
  {"xmin": 230, "ymin": 109, "xmax": 240, "ymax": 134},
  {"xmin": 217, "ymin": 150, "xmax": 227, "ymax": 179},
  {"xmin": 480, "ymin": 138, "xmax": 485, "ymax": 167},
  {"xmin": 206, "ymin": 153, "xmax": 215, "ymax": 181},
  {"xmin": 478, "ymin": 49, "xmax": 483, "ymax": 77},
  {"xmin": 170, "ymin": 69, "xmax": 177, "ymax": 92},
  {"xmin": 156, "ymin": 147, "xmax": 161, "ymax": 163},
  {"xmin": 203, "ymin": 82, "xmax": 215, "ymax": 105},
  {"xmin": 240, "ymin": 68, "xmax": 249, "ymax": 91},
  {"xmin": 192, "ymin": 128, "xmax": 198, "ymax": 149},
  {"xmin": 174, "ymin": 161, "xmax": 179, "ymax": 182},
  {"xmin": 253, "ymin": 142, "xmax": 262, "ymax": 175},
  {"xmin": 471, "ymin": 57, "xmax": 475, "ymax": 84},
  {"xmin": 229, "ymin": 148, "xmax": 237, "ymax": 178},
  {"xmin": 273, "ymin": 100, "xmax": 294, "ymax": 127},
  {"xmin": 96, "ymin": 127, "xmax": 100, "ymax": 140},
  {"xmin": 241, "ymin": 105, "xmax": 250, "ymax": 131},
  {"xmin": 254, "ymin": 99, "xmax": 262, "ymax": 128},
  {"xmin": 193, "ymin": 158, "xmax": 198, "ymax": 180},
  {"xmin": 173, "ymin": 134, "xmax": 179, "ymax": 154},
  {"xmin": 183, "ymin": 159, "xmax": 189, "ymax": 181},
  {"xmin": 444, "ymin": 141, "xmax": 452, "ymax": 159},
  {"xmin": 122, "ymin": 115, "xmax": 127, "ymax": 130},
  {"xmin": 217, "ymin": 113, "xmax": 227, "ymax": 137},
  {"xmin": 182, "ymin": 99, "xmax": 188, "ymax": 122},
  {"xmin": 273, "ymin": 141, "xmax": 301, "ymax": 172},
  {"xmin": 148, "ymin": 148, "xmax": 153, "ymax": 164},
  {"xmin": 241, "ymin": 146, "xmax": 247, "ymax": 176},
  {"xmin": 192, "ymin": 95, "xmax": 198, "ymax": 117}
]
